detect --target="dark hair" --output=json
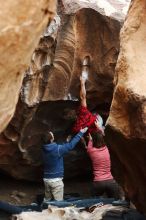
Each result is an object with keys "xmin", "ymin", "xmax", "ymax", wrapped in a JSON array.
[
  {"xmin": 91, "ymin": 132, "xmax": 105, "ymax": 148},
  {"xmin": 43, "ymin": 132, "xmax": 54, "ymax": 144}
]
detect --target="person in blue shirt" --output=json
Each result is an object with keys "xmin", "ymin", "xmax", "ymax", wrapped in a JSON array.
[{"xmin": 42, "ymin": 127, "xmax": 88, "ymax": 202}]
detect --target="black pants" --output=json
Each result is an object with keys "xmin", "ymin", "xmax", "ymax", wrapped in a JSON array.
[{"xmin": 91, "ymin": 179, "xmax": 121, "ymax": 200}]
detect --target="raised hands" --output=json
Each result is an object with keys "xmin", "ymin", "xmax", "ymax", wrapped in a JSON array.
[{"xmin": 80, "ymin": 127, "xmax": 88, "ymax": 133}]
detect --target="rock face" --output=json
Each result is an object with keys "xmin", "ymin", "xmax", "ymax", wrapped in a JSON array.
[
  {"xmin": 0, "ymin": 1, "xmax": 129, "ymax": 181},
  {"xmin": 106, "ymin": 0, "xmax": 146, "ymax": 214},
  {"xmin": 0, "ymin": 0, "xmax": 56, "ymax": 133},
  {"xmin": 62, "ymin": 0, "xmax": 130, "ymax": 21},
  {"xmin": 13, "ymin": 205, "xmax": 137, "ymax": 220}
]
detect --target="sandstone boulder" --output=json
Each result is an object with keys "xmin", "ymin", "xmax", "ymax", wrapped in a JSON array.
[
  {"xmin": 0, "ymin": 0, "xmax": 56, "ymax": 133},
  {"xmin": 106, "ymin": 0, "xmax": 146, "ymax": 214}
]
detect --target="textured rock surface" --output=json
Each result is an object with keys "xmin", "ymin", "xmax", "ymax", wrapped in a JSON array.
[
  {"xmin": 62, "ymin": 0, "xmax": 130, "ymax": 21},
  {"xmin": 0, "ymin": 1, "xmax": 128, "ymax": 181},
  {"xmin": 0, "ymin": 0, "xmax": 56, "ymax": 133},
  {"xmin": 13, "ymin": 205, "xmax": 131, "ymax": 220},
  {"xmin": 40, "ymin": 8, "xmax": 121, "ymax": 107},
  {"xmin": 105, "ymin": 0, "xmax": 146, "ymax": 214}
]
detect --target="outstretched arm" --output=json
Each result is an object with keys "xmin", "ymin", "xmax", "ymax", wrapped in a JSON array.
[
  {"xmin": 80, "ymin": 75, "xmax": 87, "ymax": 107},
  {"xmin": 94, "ymin": 119, "xmax": 104, "ymax": 135},
  {"xmin": 88, "ymin": 133, "xmax": 92, "ymax": 141},
  {"xmin": 82, "ymin": 133, "xmax": 92, "ymax": 149},
  {"xmin": 80, "ymin": 56, "xmax": 89, "ymax": 107},
  {"xmin": 85, "ymin": 133, "xmax": 93, "ymax": 150},
  {"xmin": 58, "ymin": 127, "xmax": 88, "ymax": 156}
]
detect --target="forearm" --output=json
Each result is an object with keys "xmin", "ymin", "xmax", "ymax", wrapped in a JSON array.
[
  {"xmin": 80, "ymin": 81, "xmax": 87, "ymax": 107},
  {"xmin": 88, "ymin": 133, "xmax": 92, "ymax": 141},
  {"xmin": 59, "ymin": 132, "xmax": 84, "ymax": 156},
  {"xmin": 70, "ymin": 132, "xmax": 84, "ymax": 149},
  {"xmin": 80, "ymin": 81, "xmax": 86, "ymax": 98}
]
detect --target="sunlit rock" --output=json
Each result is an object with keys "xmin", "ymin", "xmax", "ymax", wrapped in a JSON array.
[
  {"xmin": 106, "ymin": 0, "xmax": 146, "ymax": 214},
  {"xmin": 13, "ymin": 204, "xmax": 145, "ymax": 219},
  {"xmin": 62, "ymin": 0, "xmax": 130, "ymax": 21},
  {"xmin": 0, "ymin": 0, "xmax": 56, "ymax": 133}
]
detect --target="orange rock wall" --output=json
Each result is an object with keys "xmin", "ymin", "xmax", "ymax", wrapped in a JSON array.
[
  {"xmin": 0, "ymin": 5, "xmax": 121, "ymax": 181},
  {"xmin": 0, "ymin": 0, "xmax": 56, "ymax": 133},
  {"xmin": 106, "ymin": 0, "xmax": 146, "ymax": 214}
]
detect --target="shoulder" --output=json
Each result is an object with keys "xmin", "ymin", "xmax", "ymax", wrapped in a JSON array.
[
  {"xmin": 102, "ymin": 146, "xmax": 110, "ymax": 154},
  {"xmin": 43, "ymin": 142, "xmax": 57, "ymax": 149}
]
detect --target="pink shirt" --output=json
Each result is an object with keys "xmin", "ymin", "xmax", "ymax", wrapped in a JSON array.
[{"xmin": 87, "ymin": 140, "xmax": 113, "ymax": 181}]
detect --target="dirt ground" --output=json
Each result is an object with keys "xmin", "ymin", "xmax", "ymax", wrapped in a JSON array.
[
  {"xmin": 0, "ymin": 175, "xmax": 92, "ymax": 219},
  {"xmin": 0, "ymin": 175, "xmax": 91, "ymax": 206},
  {"xmin": 0, "ymin": 175, "xmax": 139, "ymax": 220}
]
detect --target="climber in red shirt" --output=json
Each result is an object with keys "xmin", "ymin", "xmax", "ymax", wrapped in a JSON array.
[{"xmin": 72, "ymin": 56, "xmax": 104, "ymax": 135}]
